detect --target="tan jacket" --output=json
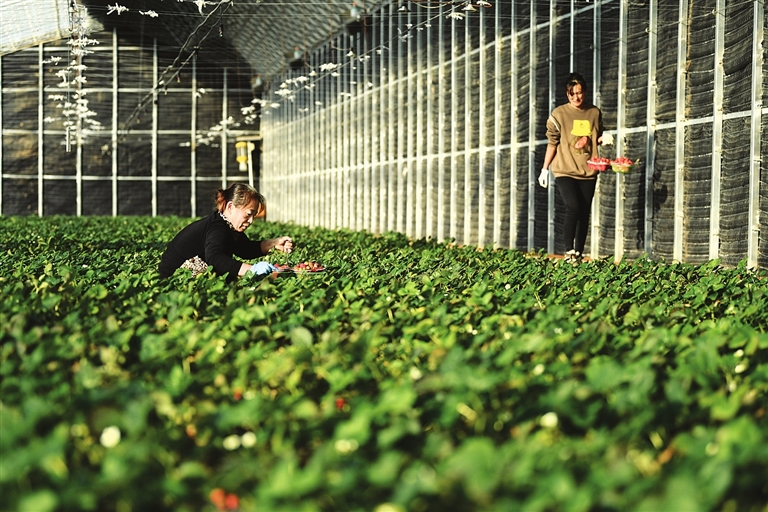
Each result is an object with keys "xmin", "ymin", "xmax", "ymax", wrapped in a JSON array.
[{"xmin": 546, "ymin": 103, "xmax": 603, "ymax": 179}]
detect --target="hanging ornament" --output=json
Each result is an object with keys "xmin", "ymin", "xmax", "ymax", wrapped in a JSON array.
[{"xmin": 350, "ymin": 2, "xmax": 362, "ymax": 20}]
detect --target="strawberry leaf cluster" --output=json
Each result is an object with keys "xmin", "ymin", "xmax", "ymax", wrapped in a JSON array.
[{"xmin": 1, "ymin": 216, "xmax": 767, "ymax": 511}]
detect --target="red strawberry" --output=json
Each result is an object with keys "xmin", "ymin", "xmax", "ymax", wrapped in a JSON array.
[
  {"xmin": 225, "ymin": 493, "xmax": 239, "ymax": 511},
  {"xmin": 209, "ymin": 489, "xmax": 227, "ymax": 511}
]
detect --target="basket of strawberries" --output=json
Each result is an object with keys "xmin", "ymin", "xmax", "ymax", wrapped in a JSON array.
[
  {"xmin": 587, "ymin": 157, "xmax": 611, "ymax": 172},
  {"xmin": 610, "ymin": 156, "xmax": 636, "ymax": 174}
]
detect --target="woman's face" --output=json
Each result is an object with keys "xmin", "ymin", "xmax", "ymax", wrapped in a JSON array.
[
  {"xmin": 567, "ymin": 83, "xmax": 585, "ymax": 109},
  {"xmin": 226, "ymin": 200, "xmax": 260, "ymax": 232}
]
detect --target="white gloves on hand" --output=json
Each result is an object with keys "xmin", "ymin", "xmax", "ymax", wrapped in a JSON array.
[
  {"xmin": 249, "ymin": 261, "xmax": 278, "ymax": 276},
  {"xmin": 538, "ymin": 168, "xmax": 549, "ymax": 189}
]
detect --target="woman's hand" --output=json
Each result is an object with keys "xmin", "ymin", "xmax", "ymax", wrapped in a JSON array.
[
  {"xmin": 262, "ymin": 236, "xmax": 293, "ymax": 254},
  {"xmin": 274, "ymin": 236, "xmax": 293, "ymax": 253}
]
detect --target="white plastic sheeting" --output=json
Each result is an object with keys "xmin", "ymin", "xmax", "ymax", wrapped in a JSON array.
[{"xmin": 1, "ymin": 0, "xmax": 74, "ymax": 55}]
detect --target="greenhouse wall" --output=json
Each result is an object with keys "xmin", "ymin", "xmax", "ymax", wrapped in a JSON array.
[{"xmin": 260, "ymin": 0, "xmax": 767, "ymax": 268}]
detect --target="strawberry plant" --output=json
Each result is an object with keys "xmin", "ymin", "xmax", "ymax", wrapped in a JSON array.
[{"xmin": 1, "ymin": 215, "xmax": 767, "ymax": 511}]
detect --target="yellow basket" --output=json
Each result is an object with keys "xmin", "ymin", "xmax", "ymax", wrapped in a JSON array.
[{"xmin": 611, "ymin": 163, "xmax": 632, "ymax": 173}]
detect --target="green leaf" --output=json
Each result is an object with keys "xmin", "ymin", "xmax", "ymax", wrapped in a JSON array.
[{"xmin": 17, "ymin": 490, "xmax": 58, "ymax": 512}]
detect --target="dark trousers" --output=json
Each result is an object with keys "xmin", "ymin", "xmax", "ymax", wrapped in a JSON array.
[{"xmin": 555, "ymin": 177, "xmax": 597, "ymax": 253}]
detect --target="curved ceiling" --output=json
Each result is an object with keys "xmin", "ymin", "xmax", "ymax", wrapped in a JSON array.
[
  {"xmin": 0, "ymin": 0, "xmax": 383, "ymax": 79},
  {"xmin": 1, "ymin": 0, "xmax": 103, "ymax": 54}
]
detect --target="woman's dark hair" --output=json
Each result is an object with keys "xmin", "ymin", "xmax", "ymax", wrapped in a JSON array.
[
  {"xmin": 215, "ymin": 183, "xmax": 265, "ymax": 214},
  {"xmin": 565, "ymin": 72, "xmax": 588, "ymax": 96}
]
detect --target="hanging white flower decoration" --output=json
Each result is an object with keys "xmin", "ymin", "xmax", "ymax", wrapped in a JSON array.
[
  {"xmin": 106, "ymin": 4, "xmax": 129, "ymax": 15},
  {"xmin": 194, "ymin": 0, "xmax": 208, "ymax": 15}
]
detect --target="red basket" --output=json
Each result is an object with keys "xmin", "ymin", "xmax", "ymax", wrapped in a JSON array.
[{"xmin": 587, "ymin": 159, "xmax": 610, "ymax": 172}]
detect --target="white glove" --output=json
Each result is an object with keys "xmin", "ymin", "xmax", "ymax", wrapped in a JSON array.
[
  {"xmin": 538, "ymin": 168, "xmax": 549, "ymax": 188},
  {"xmin": 249, "ymin": 261, "xmax": 277, "ymax": 276}
]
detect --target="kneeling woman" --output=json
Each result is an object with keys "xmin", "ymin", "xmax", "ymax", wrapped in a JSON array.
[{"xmin": 159, "ymin": 183, "xmax": 292, "ymax": 281}]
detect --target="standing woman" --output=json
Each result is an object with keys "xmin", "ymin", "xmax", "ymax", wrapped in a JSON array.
[
  {"xmin": 539, "ymin": 72, "xmax": 604, "ymax": 262},
  {"xmin": 159, "ymin": 183, "xmax": 293, "ymax": 281}
]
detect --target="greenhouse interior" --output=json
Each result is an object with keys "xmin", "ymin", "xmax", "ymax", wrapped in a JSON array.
[{"xmin": 3, "ymin": 2, "xmax": 768, "ymax": 512}]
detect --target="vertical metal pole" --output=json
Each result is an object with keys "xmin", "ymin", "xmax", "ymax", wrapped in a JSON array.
[
  {"xmin": 547, "ymin": 0, "xmax": 556, "ymax": 254},
  {"xmin": 673, "ymin": 0, "xmax": 688, "ymax": 262},
  {"xmin": 191, "ymin": 54, "xmax": 198, "ymax": 217},
  {"xmin": 570, "ymin": 0, "xmax": 575, "ymax": 69},
  {"xmin": 365, "ymin": 25, "xmax": 374, "ymax": 232},
  {"xmin": 262, "ymin": 104, "xmax": 268, "ymax": 202},
  {"xmin": 397, "ymin": 14, "xmax": 405, "ymax": 234},
  {"xmin": 450, "ymin": 15, "xmax": 458, "ymax": 241},
  {"xmin": 296, "ymin": 70, "xmax": 302, "ymax": 219},
  {"xmin": 112, "ymin": 30, "xmax": 118, "ymax": 216},
  {"xmin": 247, "ymin": 142, "xmax": 254, "ymax": 187},
  {"xmin": 357, "ymin": 33, "xmax": 364, "ymax": 232},
  {"xmin": 221, "ymin": 68, "xmax": 228, "ymax": 190},
  {"xmin": 363, "ymin": 35, "xmax": 371, "ymax": 232},
  {"xmin": 590, "ymin": 0, "xmax": 602, "ymax": 257},
  {"xmin": 437, "ymin": 11, "xmax": 447, "ymax": 242},
  {"xmin": 415, "ymin": 9, "xmax": 424, "ymax": 240},
  {"xmin": 303, "ymin": 79, "xmax": 308, "ymax": 225},
  {"xmin": 295, "ymin": 75, "xmax": 301, "ymax": 224},
  {"xmin": 527, "ymin": 0, "xmax": 537, "ymax": 251},
  {"xmin": 381, "ymin": 9, "xmax": 390, "ymax": 234},
  {"xmin": 710, "ymin": 0, "xmax": 724, "ymax": 259},
  {"xmin": 75, "ymin": 44, "xmax": 83, "ymax": 217},
  {"xmin": 291, "ymin": 92, "xmax": 295, "ymax": 223},
  {"xmin": 426, "ymin": 13, "xmax": 435, "ymax": 240},
  {"xmin": 324, "ymin": 63, "xmax": 329, "ymax": 228},
  {"xmin": 329, "ymin": 43, "xmax": 336, "ymax": 226},
  {"xmin": 344, "ymin": 44, "xmax": 352, "ymax": 230},
  {"xmin": 328, "ymin": 52, "xmax": 333, "ymax": 228},
  {"xmin": 406, "ymin": 9, "xmax": 415, "ymax": 238},
  {"xmin": 151, "ymin": 39, "xmax": 158, "ymax": 217},
  {"xmin": 615, "ymin": 0, "xmax": 629, "ymax": 262},
  {"xmin": 645, "ymin": 0, "xmax": 657, "ymax": 254},
  {"xmin": 322, "ymin": 63, "xmax": 329, "ymax": 228},
  {"xmin": 38, "ymin": 44, "xmax": 45, "ymax": 216},
  {"xmin": 312, "ymin": 52, "xmax": 319, "ymax": 227},
  {"xmin": 464, "ymin": 16, "xmax": 472, "ymax": 245},
  {"xmin": 747, "ymin": 0, "xmax": 763, "ymax": 268},
  {"xmin": 339, "ymin": 40, "xmax": 346, "ymax": 229},
  {"xmin": 388, "ymin": 15, "xmax": 396, "ymax": 232},
  {"xmin": 478, "ymin": 6, "xmax": 488, "ymax": 248},
  {"xmin": 493, "ymin": 1, "xmax": 501, "ymax": 248},
  {"xmin": 509, "ymin": 0, "xmax": 518, "ymax": 249},
  {"xmin": 0, "ymin": 55, "xmax": 3, "ymax": 214}
]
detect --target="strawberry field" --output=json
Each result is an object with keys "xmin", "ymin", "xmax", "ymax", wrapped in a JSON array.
[{"xmin": 1, "ymin": 216, "xmax": 767, "ymax": 512}]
